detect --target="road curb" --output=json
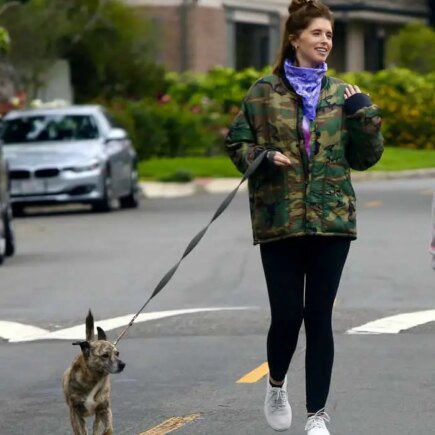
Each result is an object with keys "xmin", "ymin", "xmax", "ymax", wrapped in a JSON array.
[
  {"xmin": 140, "ymin": 169, "xmax": 435, "ymax": 199},
  {"xmin": 350, "ymin": 168, "xmax": 435, "ymax": 182}
]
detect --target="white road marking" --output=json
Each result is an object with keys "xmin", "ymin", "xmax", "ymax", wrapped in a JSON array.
[
  {"xmin": 0, "ymin": 321, "xmax": 49, "ymax": 341},
  {"xmin": 6, "ymin": 307, "xmax": 434, "ymax": 342},
  {"xmin": 3, "ymin": 307, "xmax": 255, "ymax": 343},
  {"xmin": 347, "ymin": 309, "xmax": 435, "ymax": 335}
]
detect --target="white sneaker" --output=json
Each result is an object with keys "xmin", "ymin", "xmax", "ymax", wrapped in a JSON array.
[
  {"xmin": 264, "ymin": 376, "xmax": 292, "ymax": 431},
  {"xmin": 305, "ymin": 410, "xmax": 331, "ymax": 434}
]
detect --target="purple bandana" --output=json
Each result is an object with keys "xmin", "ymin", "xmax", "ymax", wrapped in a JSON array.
[
  {"xmin": 283, "ymin": 59, "xmax": 327, "ymax": 121},
  {"xmin": 284, "ymin": 59, "xmax": 327, "ymax": 157}
]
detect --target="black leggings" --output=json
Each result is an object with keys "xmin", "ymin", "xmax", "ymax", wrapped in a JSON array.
[{"xmin": 260, "ymin": 236, "xmax": 351, "ymax": 414}]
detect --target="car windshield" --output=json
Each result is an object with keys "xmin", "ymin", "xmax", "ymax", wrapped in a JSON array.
[{"xmin": 0, "ymin": 114, "xmax": 100, "ymax": 144}]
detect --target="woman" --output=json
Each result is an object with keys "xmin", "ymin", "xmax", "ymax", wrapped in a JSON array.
[{"xmin": 225, "ymin": 0, "xmax": 384, "ymax": 433}]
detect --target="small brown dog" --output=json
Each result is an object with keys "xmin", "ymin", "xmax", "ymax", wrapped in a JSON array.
[{"xmin": 62, "ymin": 310, "xmax": 126, "ymax": 435}]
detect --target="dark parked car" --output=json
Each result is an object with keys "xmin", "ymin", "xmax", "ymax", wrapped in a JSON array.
[{"xmin": 0, "ymin": 131, "xmax": 15, "ymax": 264}]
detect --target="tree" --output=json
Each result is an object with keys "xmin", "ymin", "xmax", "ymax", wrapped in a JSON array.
[
  {"xmin": 0, "ymin": 26, "xmax": 10, "ymax": 53},
  {"xmin": 0, "ymin": 0, "xmax": 69, "ymax": 99},
  {"xmin": 0, "ymin": 0, "xmax": 165, "ymax": 102},
  {"xmin": 386, "ymin": 21, "xmax": 435, "ymax": 74},
  {"xmin": 0, "ymin": 4, "xmax": 19, "ymax": 107},
  {"xmin": 62, "ymin": 0, "xmax": 166, "ymax": 102}
]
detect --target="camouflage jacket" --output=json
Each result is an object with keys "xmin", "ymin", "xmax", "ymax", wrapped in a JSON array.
[{"xmin": 225, "ymin": 74, "xmax": 384, "ymax": 244}]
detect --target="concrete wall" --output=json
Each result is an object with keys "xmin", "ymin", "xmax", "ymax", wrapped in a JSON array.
[
  {"xmin": 37, "ymin": 60, "xmax": 73, "ymax": 103},
  {"xmin": 136, "ymin": 4, "xmax": 226, "ymax": 72},
  {"xmin": 136, "ymin": 6, "xmax": 182, "ymax": 72},
  {"xmin": 189, "ymin": 6, "xmax": 227, "ymax": 72},
  {"xmin": 127, "ymin": 0, "xmax": 431, "ymax": 73}
]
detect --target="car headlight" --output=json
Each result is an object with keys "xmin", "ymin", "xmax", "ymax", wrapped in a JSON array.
[{"xmin": 64, "ymin": 161, "xmax": 101, "ymax": 173}]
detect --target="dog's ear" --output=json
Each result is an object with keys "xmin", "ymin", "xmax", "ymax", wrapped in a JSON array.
[
  {"xmin": 72, "ymin": 340, "xmax": 91, "ymax": 358},
  {"xmin": 86, "ymin": 310, "xmax": 95, "ymax": 342},
  {"xmin": 97, "ymin": 327, "xmax": 107, "ymax": 341}
]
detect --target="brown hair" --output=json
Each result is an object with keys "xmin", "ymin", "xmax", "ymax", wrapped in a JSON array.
[{"xmin": 273, "ymin": 0, "xmax": 334, "ymax": 75}]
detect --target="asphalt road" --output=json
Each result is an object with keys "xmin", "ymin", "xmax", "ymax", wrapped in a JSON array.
[{"xmin": 0, "ymin": 177, "xmax": 434, "ymax": 435}]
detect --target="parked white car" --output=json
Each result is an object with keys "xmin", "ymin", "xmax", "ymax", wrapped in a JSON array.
[{"xmin": 0, "ymin": 105, "xmax": 140, "ymax": 215}]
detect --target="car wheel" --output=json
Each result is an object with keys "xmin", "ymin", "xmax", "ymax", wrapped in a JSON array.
[
  {"xmin": 119, "ymin": 169, "xmax": 140, "ymax": 209},
  {"xmin": 0, "ymin": 219, "xmax": 5, "ymax": 266},
  {"xmin": 0, "ymin": 243, "xmax": 4, "ymax": 265},
  {"xmin": 4, "ymin": 206, "xmax": 15, "ymax": 257},
  {"xmin": 92, "ymin": 173, "xmax": 114, "ymax": 213},
  {"xmin": 11, "ymin": 204, "xmax": 24, "ymax": 217}
]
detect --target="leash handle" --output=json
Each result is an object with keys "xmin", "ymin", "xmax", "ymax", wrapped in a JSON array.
[{"xmin": 114, "ymin": 150, "xmax": 267, "ymax": 345}]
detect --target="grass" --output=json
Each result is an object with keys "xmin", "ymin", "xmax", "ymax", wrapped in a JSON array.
[
  {"xmin": 138, "ymin": 147, "xmax": 435, "ymax": 181},
  {"xmin": 367, "ymin": 147, "xmax": 435, "ymax": 171},
  {"xmin": 138, "ymin": 156, "xmax": 240, "ymax": 181}
]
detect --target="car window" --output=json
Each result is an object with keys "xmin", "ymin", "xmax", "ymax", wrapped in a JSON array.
[
  {"xmin": 102, "ymin": 109, "xmax": 121, "ymax": 129},
  {"xmin": 1, "ymin": 114, "xmax": 100, "ymax": 143}
]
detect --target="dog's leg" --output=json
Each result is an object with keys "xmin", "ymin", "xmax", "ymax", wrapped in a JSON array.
[
  {"xmin": 70, "ymin": 409, "xmax": 88, "ymax": 435},
  {"xmin": 93, "ymin": 407, "xmax": 113, "ymax": 435},
  {"xmin": 92, "ymin": 413, "xmax": 101, "ymax": 435}
]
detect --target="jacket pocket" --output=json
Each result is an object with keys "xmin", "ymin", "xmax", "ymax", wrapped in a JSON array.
[
  {"xmin": 322, "ymin": 165, "xmax": 356, "ymax": 234},
  {"xmin": 249, "ymin": 168, "xmax": 290, "ymax": 239}
]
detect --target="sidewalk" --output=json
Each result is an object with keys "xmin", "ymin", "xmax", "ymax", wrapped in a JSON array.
[{"xmin": 140, "ymin": 168, "xmax": 435, "ymax": 198}]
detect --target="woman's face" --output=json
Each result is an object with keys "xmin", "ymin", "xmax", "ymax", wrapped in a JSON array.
[{"xmin": 292, "ymin": 18, "xmax": 333, "ymax": 68}]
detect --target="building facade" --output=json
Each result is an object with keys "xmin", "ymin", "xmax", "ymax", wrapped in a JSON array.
[{"xmin": 128, "ymin": 0, "xmax": 430, "ymax": 73}]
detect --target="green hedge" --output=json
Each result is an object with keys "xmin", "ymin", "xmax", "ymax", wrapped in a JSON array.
[
  {"xmin": 103, "ymin": 67, "xmax": 435, "ymax": 158},
  {"xmin": 338, "ymin": 69, "xmax": 435, "ymax": 150},
  {"xmin": 105, "ymin": 98, "xmax": 231, "ymax": 159}
]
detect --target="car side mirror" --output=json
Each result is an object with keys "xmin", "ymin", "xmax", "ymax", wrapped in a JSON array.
[{"xmin": 105, "ymin": 128, "xmax": 127, "ymax": 143}]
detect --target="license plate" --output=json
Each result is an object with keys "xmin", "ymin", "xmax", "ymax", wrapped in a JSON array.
[{"xmin": 12, "ymin": 179, "xmax": 46, "ymax": 195}]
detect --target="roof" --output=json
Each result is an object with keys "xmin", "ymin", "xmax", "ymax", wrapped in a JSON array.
[{"xmin": 4, "ymin": 105, "xmax": 103, "ymax": 119}]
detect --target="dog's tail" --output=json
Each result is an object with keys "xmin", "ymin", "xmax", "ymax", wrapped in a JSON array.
[{"xmin": 86, "ymin": 310, "xmax": 95, "ymax": 342}]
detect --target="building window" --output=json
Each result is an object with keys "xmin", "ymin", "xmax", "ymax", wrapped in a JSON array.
[
  {"xmin": 364, "ymin": 24, "xmax": 386, "ymax": 72},
  {"xmin": 327, "ymin": 21, "xmax": 346, "ymax": 72},
  {"xmin": 235, "ymin": 23, "xmax": 270, "ymax": 70},
  {"xmin": 226, "ymin": 8, "xmax": 280, "ymax": 70}
]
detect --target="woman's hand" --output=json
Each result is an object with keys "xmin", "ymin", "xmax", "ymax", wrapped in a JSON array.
[
  {"xmin": 267, "ymin": 151, "xmax": 291, "ymax": 167},
  {"xmin": 344, "ymin": 84, "xmax": 362, "ymax": 99}
]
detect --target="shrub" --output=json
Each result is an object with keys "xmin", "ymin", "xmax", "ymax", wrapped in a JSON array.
[
  {"xmin": 340, "ymin": 68, "xmax": 435, "ymax": 149},
  {"xmin": 166, "ymin": 66, "xmax": 435, "ymax": 151},
  {"xmin": 104, "ymin": 66, "xmax": 435, "ymax": 158},
  {"xmin": 0, "ymin": 27, "xmax": 10, "ymax": 54},
  {"xmin": 106, "ymin": 98, "xmax": 228, "ymax": 159},
  {"xmin": 386, "ymin": 22, "xmax": 435, "ymax": 74},
  {"xmin": 166, "ymin": 66, "xmax": 271, "ymax": 112},
  {"xmin": 159, "ymin": 169, "xmax": 194, "ymax": 183}
]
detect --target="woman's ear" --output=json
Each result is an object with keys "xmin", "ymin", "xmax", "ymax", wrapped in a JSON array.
[{"xmin": 288, "ymin": 34, "xmax": 298, "ymax": 49}]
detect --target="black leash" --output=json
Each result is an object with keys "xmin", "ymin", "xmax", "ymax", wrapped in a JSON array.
[{"xmin": 113, "ymin": 150, "xmax": 267, "ymax": 345}]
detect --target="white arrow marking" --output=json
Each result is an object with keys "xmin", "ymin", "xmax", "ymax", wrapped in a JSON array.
[
  {"xmin": 347, "ymin": 309, "xmax": 435, "ymax": 335},
  {"xmin": 5, "ymin": 307, "xmax": 255, "ymax": 343}
]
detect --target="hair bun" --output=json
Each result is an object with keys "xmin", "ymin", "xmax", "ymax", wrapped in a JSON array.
[{"xmin": 288, "ymin": 0, "xmax": 317, "ymax": 14}]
